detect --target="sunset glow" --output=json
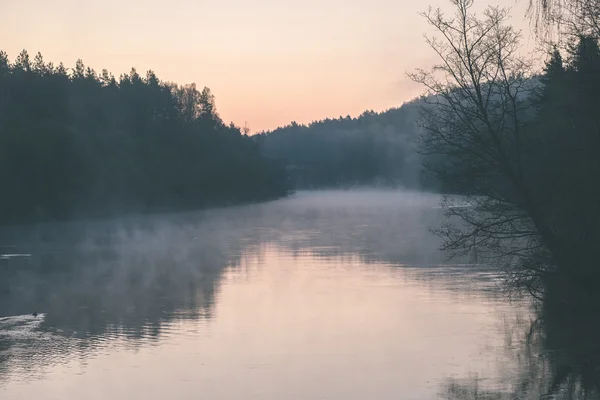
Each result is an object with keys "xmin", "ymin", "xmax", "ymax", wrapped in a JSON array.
[{"xmin": 1, "ymin": 0, "xmax": 530, "ymax": 131}]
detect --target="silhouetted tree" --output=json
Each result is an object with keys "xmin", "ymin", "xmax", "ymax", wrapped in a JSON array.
[
  {"xmin": 409, "ymin": 0, "xmax": 547, "ymax": 295},
  {"xmin": 412, "ymin": 0, "xmax": 600, "ymax": 302}
]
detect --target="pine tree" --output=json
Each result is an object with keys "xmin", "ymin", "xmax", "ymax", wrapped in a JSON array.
[
  {"xmin": 199, "ymin": 87, "xmax": 217, "ymax": 120},
  {"xmin": 33, "ymin": 52, "xmax": 47, "ymax": 75},
  {"xmin": 14, "ymin": 50, "xmax": 31, "ymax": 72},
  {"xmin": 568, "ymin": 35, "xmax": 600, "ymax": 118},
  {"xmin": 56, "ymin": 62, "xmax": 68, "ymax": 76},
  {"xmin": 0, "ymin": 51, "xmax": 9, "ymax": 76},
  {"xmin": 72, "ymin": 59, "xmax": 85, "ymax": 80}
]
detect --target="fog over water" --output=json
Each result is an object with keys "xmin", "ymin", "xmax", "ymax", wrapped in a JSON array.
[{"xmin": 0, "ymin": 190, "xmax": 536, "ymax": 399}]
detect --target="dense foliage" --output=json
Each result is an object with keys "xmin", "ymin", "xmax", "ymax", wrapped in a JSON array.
[
  {"xmin": 0, "ymin": 50, "xmax": 291, "ymax": 224},
  {"xmin": 257, "ymin": 103, "xmax": 428, "ymax": 189},
  {"xmin": 527, "ymin": 37, "xmax": 600, "ymax": 301}
]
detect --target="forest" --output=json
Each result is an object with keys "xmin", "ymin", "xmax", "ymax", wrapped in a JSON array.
[
  {"xmin": 0, "ymin": 50, "xmax": 291, "ymax": 224},
  {"xmin": 257, "ymin": 102, "xmax": 426, "ymax": 189}
]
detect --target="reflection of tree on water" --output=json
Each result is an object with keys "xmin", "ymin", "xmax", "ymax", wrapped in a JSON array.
[
  {"xmin": 257, "ymin": 191, "xmax": 451, "ymax": 266},
  {"xmin": 440, "ymin": 298, "xmax": 600, "ymax": 399},
  {"xmin": 0, "ymin": 192, "xmax": 448, "ymax": 384},
  {"xmin": 0, "ymin": 213, "xmax": 266, "ymax": 382},
  {"xmin": 0, "ymin": 192, "xmax": 506, "ymax": 389},
  {"xmin": 538, "ymin": 299, "xmax": 600, "ymax": 398},
  {"xmin": 2, "ymin": 253, "xmax": 221, "ymax": 337}
]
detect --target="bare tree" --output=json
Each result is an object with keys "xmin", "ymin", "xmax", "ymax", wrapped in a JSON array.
[
  {"xmin": 242, "ymin": 121, "xmax": 251, "ymax": 136},
  {"xmin": 529, "ymin": 0, "xmax": 600, "ymax": 39},
  {"xmin": 409, "ymin": 0, "xmax": 555, "ymax": 297}
]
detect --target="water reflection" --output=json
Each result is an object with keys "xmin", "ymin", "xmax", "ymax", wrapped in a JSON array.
[
  {"xmin": 0, "ymin": 205, "xmax": 294, "ymax": 383},
  {"xmin": 440, "ymin": 299, "xmax": 600, "ymax": 400},
  {"xmin": 2, "ymin": 190, "xmax": 588, "ymax": 399}
]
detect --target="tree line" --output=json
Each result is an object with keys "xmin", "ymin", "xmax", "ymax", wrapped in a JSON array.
[
  {"xmin": 0, "ymin": 50, "xmax": 291, "ymax": 224},
  {"xmin": 257, "ymin": 103, "xmax": 428, "ymax": 190}
]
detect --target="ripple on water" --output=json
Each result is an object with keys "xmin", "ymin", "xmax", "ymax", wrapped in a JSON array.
[
  {"xmin": 0, "ymin": 313, "xmax": 185, "ymax": 384},
  {"xmin": 0, "ymin": 314, "xmax": 45, "ymax": 337},
  {"xmin": 0, "ymin": 253, "xmax": 32, "ymax": 260},
  {"xmin": 0, "ymin": 314, "xmax": 66, "ymax": 381}
]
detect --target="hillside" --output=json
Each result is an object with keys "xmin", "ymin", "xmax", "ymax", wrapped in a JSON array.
[{"xmin": 257, "ymin": 100, "xmax": 429, "ymax": 190}]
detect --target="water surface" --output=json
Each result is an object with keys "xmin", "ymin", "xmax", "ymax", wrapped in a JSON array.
[{"xmin": 0, "ymin": 190, "xmax": 540, "ymax": 399}]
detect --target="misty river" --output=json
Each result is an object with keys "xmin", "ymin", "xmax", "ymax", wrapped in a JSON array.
[{"xmin": 0, "ymin": 190, "xmax": 588, "ymax": 399}]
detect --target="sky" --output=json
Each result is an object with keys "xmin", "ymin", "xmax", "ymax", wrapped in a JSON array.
[{"xmin": 1, "ymin": 0, "xmax": 533, "ymax": 132}]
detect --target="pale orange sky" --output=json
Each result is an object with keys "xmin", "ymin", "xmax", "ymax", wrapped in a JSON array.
[{"xmin": 1, "ymin": 0, "xmax": 532, "ymax": 132}]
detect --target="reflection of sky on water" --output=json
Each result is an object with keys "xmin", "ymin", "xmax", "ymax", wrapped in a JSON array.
[{"xmin": 0, "ymin": 190, "xmax": 539, "ymax": 399}]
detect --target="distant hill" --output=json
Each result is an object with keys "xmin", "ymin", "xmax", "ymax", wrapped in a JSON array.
[{"xmin": 256, "ymin": 99, "xmax": 433, "ymax": 190}]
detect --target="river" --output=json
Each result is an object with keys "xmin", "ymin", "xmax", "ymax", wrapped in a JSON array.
[{"xmin": 1, "ymin": 190, "xmax": 594, "ymax": 399}]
